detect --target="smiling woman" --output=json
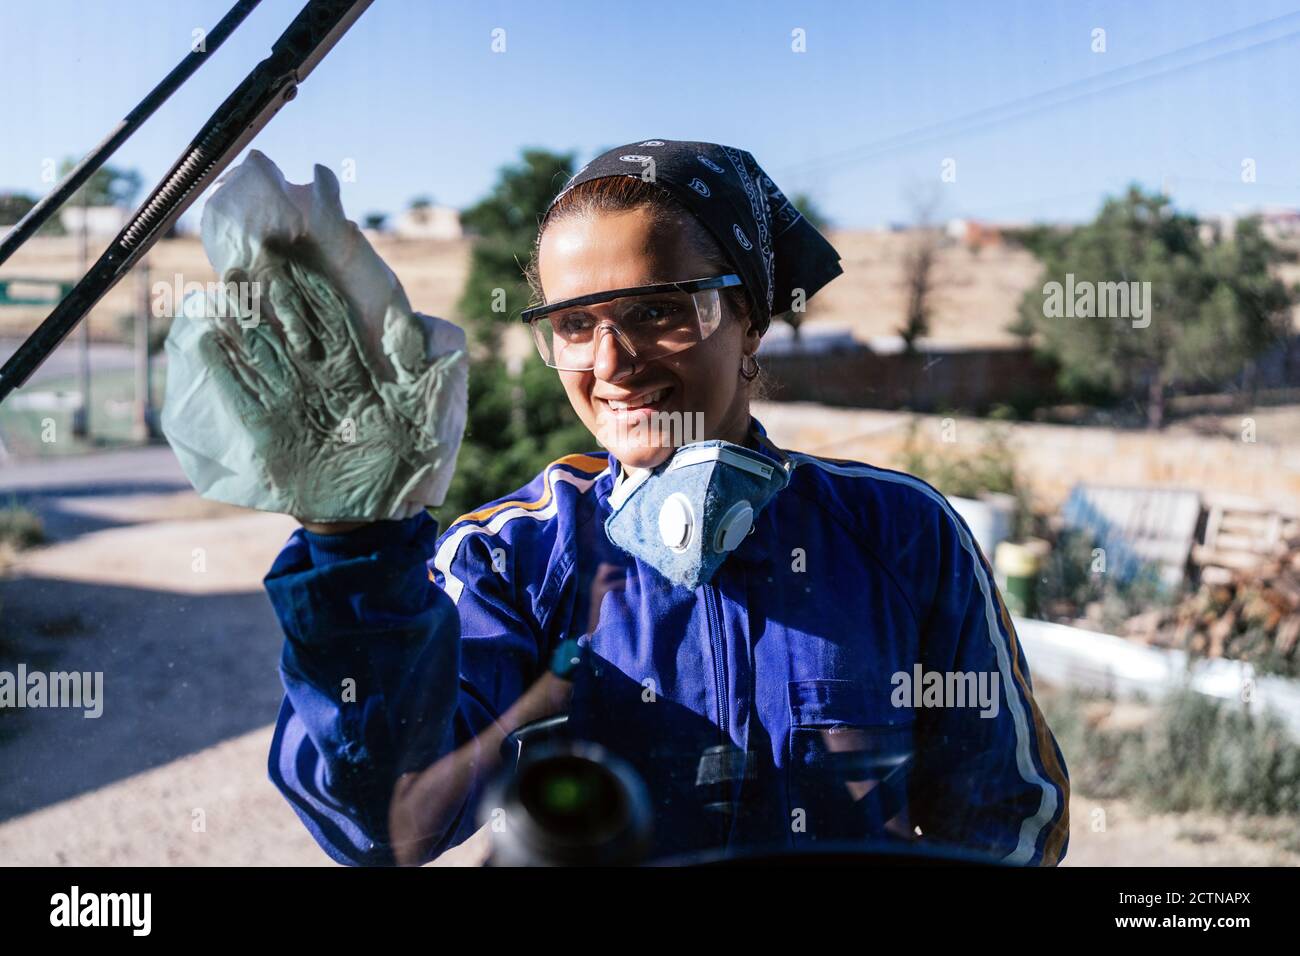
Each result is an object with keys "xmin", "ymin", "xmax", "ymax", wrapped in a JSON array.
[
  {"xmin": 530, "ymin": 197, "xmax": 755, "ymax": 469},
  {"xmin": 522, "ymin": 148, "xmax": 830, "ymax": 471},
  {"xmin": 258, "ymin": 138, "xmax": 1071, "ymax": 868}
]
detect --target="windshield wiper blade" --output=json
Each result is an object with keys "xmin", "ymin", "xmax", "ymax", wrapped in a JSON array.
[
  {"xmin": 0, "ymin": 0, "xmax": 375, "ymax": 404},
  {"xmin": 0, "ymin": 0, "xmax": 265, "ymax": 270}
]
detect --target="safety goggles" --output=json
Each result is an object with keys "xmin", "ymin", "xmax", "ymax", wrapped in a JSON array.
[{"xmin": 520, "ymin": 274, "xmax": 743, "ymax": 372}]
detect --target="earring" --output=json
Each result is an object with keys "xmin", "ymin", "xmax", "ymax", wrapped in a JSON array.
[{"xmin": 739, "ymin": 354, "xmax": 760, "ymax": 381}]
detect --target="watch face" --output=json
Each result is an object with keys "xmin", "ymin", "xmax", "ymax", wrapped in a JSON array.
[{"xmin": 550, "ymin": 638, "xmax": 586, "ymax": 679}]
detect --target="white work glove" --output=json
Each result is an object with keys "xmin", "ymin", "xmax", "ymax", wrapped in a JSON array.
[{"xmin": 161, "ymin": 151, "xmax": 468, "ymax": 522}]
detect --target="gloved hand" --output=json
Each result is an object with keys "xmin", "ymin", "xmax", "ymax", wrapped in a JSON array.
[
  {"xmin": 194, "ymin": 242, "xmax": 462, "ymax": 522},
  {"xmin": 161, "ymin": 151, "xmax": 468, "ymax": 523}
]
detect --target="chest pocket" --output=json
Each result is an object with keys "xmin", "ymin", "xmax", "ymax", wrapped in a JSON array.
[{"xmin": 786, "ymin": 678, "xmax": 916, "ymax": 845}]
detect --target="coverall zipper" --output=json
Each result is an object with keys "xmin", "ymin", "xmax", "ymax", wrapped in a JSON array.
[{"xmin": 704, "ymin": 582, "xmax": 728, "ymax": 745}]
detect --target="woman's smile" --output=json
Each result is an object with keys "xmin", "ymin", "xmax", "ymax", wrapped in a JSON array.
[
  {"xmin": 601, "ymin": 385, "xmax": 673, "ymax": 412},
  {"xmin": 597, "ymin": 383, "xmax": 675, "ymax": 419}
]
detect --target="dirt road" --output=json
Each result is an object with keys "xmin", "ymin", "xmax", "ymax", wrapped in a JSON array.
[{"xmin": 1, "ymin": 449, "xmax": 1295, "ymax": 866}]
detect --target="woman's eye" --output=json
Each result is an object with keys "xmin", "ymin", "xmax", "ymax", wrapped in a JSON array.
[
  {"xmin": 624, "ymin": 301, "xmax": 684, "ymax": 325},
  {"xmin": 555, "ymin": 312, "xmax": 595, "ymax": 337}
]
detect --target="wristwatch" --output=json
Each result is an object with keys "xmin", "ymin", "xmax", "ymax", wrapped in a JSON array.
[{"xmin": 548, "ymin": 637, "xmax": 586, "ymax": 680}]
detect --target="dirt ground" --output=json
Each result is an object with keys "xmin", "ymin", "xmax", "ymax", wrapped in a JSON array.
[
  {"xmin": 0, "ymin": 466, "xmax": 1296, "ymax": 866},
  {"xmin": 0, "ymin": 724, "xmax": 328, "ymax": 866},
  {"xmin": 1063, "ymin": 795, "xmax": 1300, "ymax": 867},
  {"xmin": 6, "ymin": 722, "xmax": 1293, "ymax": 867},
  {"xmin": 0, "ymin": 492, "xmax": 301, "ymax": 823}
]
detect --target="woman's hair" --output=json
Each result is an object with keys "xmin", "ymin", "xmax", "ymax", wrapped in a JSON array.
[{"xmin": 524, "ymin": 175, "xmax": 756, "ymax": 332}]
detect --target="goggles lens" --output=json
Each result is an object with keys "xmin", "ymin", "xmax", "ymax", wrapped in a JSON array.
[{"xmin": 529, "ymin": 286, "xmax": 724, "ymax": 371}]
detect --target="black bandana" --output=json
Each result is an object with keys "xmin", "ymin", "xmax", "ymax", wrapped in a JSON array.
[{"xmin": 546, "ymin": 139, "xmax": 843, "ymax": 335}]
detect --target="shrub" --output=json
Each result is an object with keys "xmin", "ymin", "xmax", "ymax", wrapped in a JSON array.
[{"xmin": 1040, "ymin": 687, "xmax": 1300, "ymax": 818}]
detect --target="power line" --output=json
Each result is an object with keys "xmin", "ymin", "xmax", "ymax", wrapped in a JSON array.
[{"xmin": 778, "ymin": 10, "xmax": 1300, "ymax": 181}]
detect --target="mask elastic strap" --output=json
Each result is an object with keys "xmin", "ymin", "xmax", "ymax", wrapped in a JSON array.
[{"xmin": 747, "ymin": 418, "xmax": 794, "ymax": 477}]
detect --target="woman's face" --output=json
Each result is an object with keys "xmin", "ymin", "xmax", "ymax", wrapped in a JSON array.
[{"xmin": 537, "ymin": 206, "xmax": 760, "ymax": 471}]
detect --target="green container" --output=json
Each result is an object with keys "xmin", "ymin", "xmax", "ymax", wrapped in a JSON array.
[{"xmin": 995, "ymin": 542, "xmax": 1039, "ymax": 617}]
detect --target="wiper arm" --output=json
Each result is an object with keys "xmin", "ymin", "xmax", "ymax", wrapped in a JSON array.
[
  {"xmin": 0, "ymin": 0, "xmax": 264, "ymax": 271},
  {"xmin": 0, "ymin": 0, "xmax": 375, "ymax": 403}
]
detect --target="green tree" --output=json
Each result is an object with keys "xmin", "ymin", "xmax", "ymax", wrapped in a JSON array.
[
  {"xmin": 0, "ymin": 192, "xmax": 67, "ymax": 236},
  {"xmin": 789, "ymin": 191, "xmax": 830, "ymax": 233},
  {"xmin": 434, "ymin": 355, "xmax": 592, "ymax": 523},
  {"xmin": 1013, "ymin": 186, "xmax": 1296, "ymax": 428},
  {"xmin": 0, "ymin": 192, "xmax": 37, "ymax": 226},
  {"xmin": 0, "ymin": 164, "xmax": 142, "ymax": 239},
  {"xmin": 59, "ymin": 160, "xmax": 143, "ymax": 208},
  {"xmin": 432, "ymin": 148, "xmax": 591, "ymax": 523},
  {"xmin": 456, "ymin": 148, "xmax": 575, "ymax": 351}
]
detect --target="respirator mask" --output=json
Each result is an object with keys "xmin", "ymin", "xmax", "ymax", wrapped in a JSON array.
[{"xmin": 604, "ymin": 438, "xmax": 792, "ymax": 589}]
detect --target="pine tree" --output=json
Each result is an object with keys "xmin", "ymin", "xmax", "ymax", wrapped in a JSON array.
[
  {"xmin": 1014, "ymin": 186, "xmax": 1296, "ymax": 428},
  {"xmin": 433, "ymin": 149, "xmax": 592, "ymax": 523}
]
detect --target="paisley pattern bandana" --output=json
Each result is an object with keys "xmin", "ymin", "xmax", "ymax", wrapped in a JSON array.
[{"xmin": 546, "ymin": 139, "xmax": 843, "ymax": 335}]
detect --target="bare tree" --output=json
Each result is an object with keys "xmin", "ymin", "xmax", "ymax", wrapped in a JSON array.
[{"xmin": 899, "ymin": 186, "xmax": 945, "ymax": 353}]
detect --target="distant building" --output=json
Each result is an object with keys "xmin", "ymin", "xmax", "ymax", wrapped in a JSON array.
[
  {"xmin": 757, "ymin": 321, "xmax": 859, "ymax": 356},
  {"xmin": 1197, "ymin": 208, "xmax": 1300, "ymax": 244},
  {"xmin": 865, "ymin": 334, "xmax": 928, "ymax": 355},
  {"xmin": 1258, "ymin": 207, "xmax": 1300, "ymax": 241},
  {"xmin": 1197, "ymin": 214, "xmax": 1236, "ymax": 244},
  {"xmin": 392, "ymin": 205, "xmax": 462, "ymax": 240},
  {"xmin": 59, "ymin": 205, "xmax": 131, "ymax": 237},
  {"xmin": 945, "ymin": 218, "xmax": 1009, "ymax": 250}
]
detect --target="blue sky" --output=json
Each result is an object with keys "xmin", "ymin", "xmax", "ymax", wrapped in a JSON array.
[{"xmin": 2, "ymin": 0, "xmax": 1299, "ymax": 230}]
